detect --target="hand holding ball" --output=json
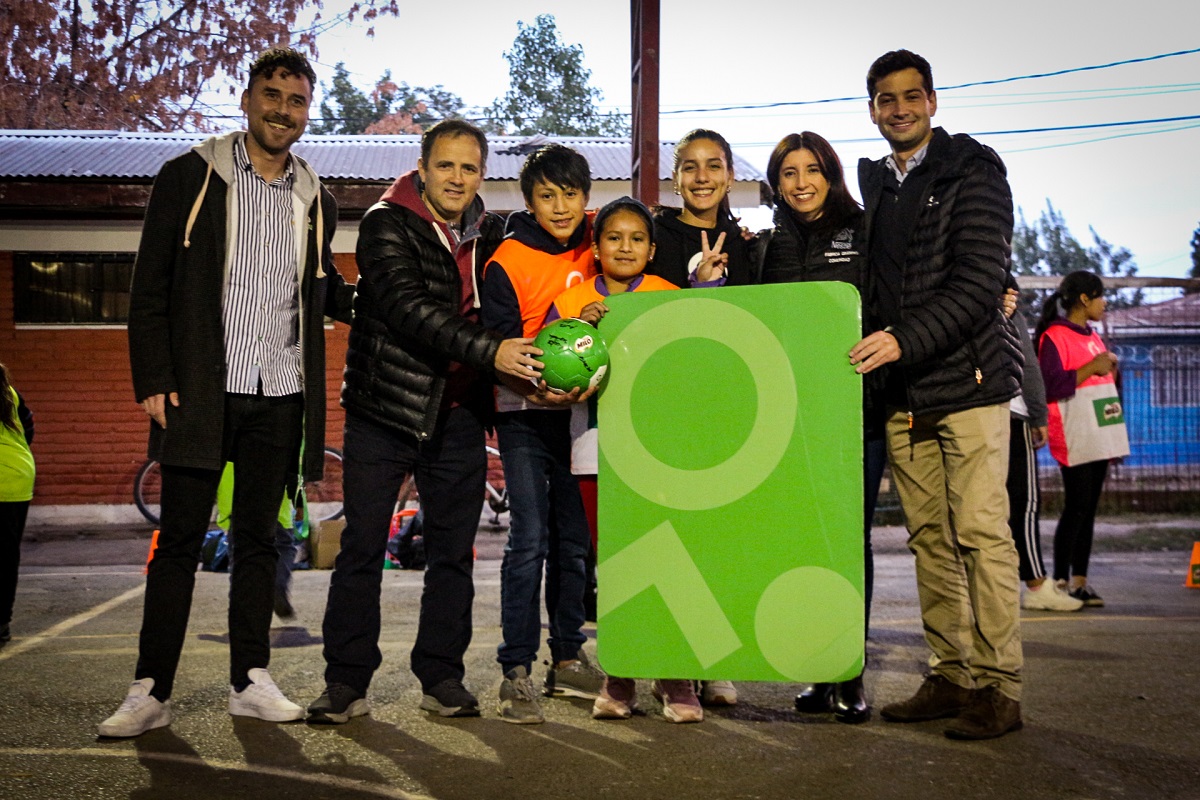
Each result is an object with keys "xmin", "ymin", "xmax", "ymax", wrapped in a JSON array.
[{"xmin": 532, "ymin": 318, "xmax": 610, "ymax": 393}]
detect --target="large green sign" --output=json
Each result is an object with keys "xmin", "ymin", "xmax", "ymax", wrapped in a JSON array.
[{"xmin": 596, "ymin": 283, "xmax": 864, "ymax": 682}]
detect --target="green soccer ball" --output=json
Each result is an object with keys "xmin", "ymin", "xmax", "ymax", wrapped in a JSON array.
[{"xmin": 532, "ymin": 318, "xmax": 609, "ymax": 393}]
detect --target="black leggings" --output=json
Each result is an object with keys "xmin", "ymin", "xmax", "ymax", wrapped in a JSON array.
[
  {"xmin": 1054, "ymin": 459, "xmax": 1109, "ymax": 581},
  {"xmin": 0, "ymin": 500, "xmax": 30, "ymax": 626}
]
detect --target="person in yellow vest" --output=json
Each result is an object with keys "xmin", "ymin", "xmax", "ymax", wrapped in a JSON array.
[
  {"xmin": 480, "ymin": 144, "xmax": 604, "ymax": 723},
  {"xmin": 0, "ymin": 364, "xmax": 35, "ymax": 645},
  {"xmin": 1034, "ymin": 270, "xmax": 1129, "ymax": 608}
]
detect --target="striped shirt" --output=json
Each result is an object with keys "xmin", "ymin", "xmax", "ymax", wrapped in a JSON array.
[{"xmin": 223, "ymin": 137, "xmax": 303, "ymax": 396}]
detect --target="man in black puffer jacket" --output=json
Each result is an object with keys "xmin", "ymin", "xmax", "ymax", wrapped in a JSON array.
[
  {"xmin": 310, "ymin": 121, "xmax": 543, "ymax": 725},
  {"xmin": 849, "ymin": 50, "xmax": 1024, "ymax": 741}
]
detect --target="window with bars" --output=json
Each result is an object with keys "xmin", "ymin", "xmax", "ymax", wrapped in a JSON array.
[
  {"xmin": 1151, "ymin": 344, "xmax": 1200, "ymax": 407},
  {"xmin": 14, "ymin": 252, "xmax": 134, "ymax": 324}
]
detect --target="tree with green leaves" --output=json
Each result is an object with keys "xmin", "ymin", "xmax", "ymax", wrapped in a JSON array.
[
  {"xmin": 1012, "ymin": 201, "xmax": 1142, "ymax": 307},
  {"xmin": 486, "ymin": 14, "xmax": 629, "ymax": 137},
  {"xmin": 311, "ymin": 62, "xmax": 465, "ymax": 135},
  {"xmin": 0, "ymin": 0, "xmax": 399, "ymax": 131}
]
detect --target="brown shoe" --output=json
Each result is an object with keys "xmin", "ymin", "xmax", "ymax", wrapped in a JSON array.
[
  {"xmin": 880, "ymin": 674, "xmax": 973, "ymax": 722},
  {"xmin": 944, "ymin": 685, "xmax": 1023, "ymax": 740}
]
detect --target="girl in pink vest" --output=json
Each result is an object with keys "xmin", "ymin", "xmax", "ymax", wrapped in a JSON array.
[{"xmin": 1034, "ymin": 271, "xmax": 1129, "ymax": 608}]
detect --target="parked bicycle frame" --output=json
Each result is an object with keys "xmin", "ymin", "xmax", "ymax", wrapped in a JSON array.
[
  {"xmin": 133, "ymin": 447, "xmax": 346, "ymax": 526},
  {"xmin": 134, "ymin": 445, "xmax": 507, "ymax": 527}
]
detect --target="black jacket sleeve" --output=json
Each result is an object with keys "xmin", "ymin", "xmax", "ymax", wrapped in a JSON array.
[
  {"xmin": 480, "ymin": 262, "xmax": 524, "ymax": 340},
  {"xmin": 15, "ymin": 390, "xmax": 33, "ymax": 445},
  {"xmin": 318, "ymin": 188, "xmax": 355, "ymax": 325},
  {"xmin": 357, "ymin": 205, "xmax": 501, "ymax": 374}
]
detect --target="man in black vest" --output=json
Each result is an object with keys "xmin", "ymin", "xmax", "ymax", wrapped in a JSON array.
[{"xmin": 849, "ymin": 49, "xmax": 1025, "ymax": 740}]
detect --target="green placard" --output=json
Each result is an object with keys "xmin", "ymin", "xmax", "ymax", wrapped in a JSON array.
[{"xmin": 596, "ymin": 283, "xmax": 864, "ymax": 682}]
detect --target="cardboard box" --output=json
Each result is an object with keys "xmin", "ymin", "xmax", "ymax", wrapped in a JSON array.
[{"xmin": 310, "ymin": 519, "xmax": 345, "ymax": 569}]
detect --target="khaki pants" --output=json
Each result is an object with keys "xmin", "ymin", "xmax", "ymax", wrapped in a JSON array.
[{"xmin": 886, "ymin": 403, "xmax": 1023, "ymax": 700}]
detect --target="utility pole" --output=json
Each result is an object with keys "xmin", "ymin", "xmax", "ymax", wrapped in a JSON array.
[{"xmin": 630, "ymin": 0, "xmax": 660, "ymax": 206}]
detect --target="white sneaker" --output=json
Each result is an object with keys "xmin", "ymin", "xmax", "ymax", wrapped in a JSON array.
[
  {"xmin": 229, "ymin": 668, "xmax": 304, "ymax": 721},
  {"xmin": 699, "ymin": 680, "xmax": 738, "ymax": 706},
  {"xmin": 1022, "ymin": 580, "xmax": 1084, "ymax": 612},
  {"xmin": 98, "ymin": 678, "xmax": 172, "ymax": 737}
]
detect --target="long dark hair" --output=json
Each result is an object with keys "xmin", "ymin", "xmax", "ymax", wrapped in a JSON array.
[
  {"xmin": 671, "ymin": 128, "xmax": 735, "ymax": 217},
  {"xmin": 766, "ymin": 131, "xmax": 861, "ymax": 233},
  {"xmin": 0, "ymin": 363, "xmax": 16, "ymax": 432},
  {"xmin": 1034, "ymin": 270, "xmax": 1105, "ymax": 342}
]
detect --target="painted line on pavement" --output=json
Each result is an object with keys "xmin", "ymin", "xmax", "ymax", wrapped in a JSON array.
[
  {"xmin": 0, "ymin": 748, "xmax": 434, "ymax": 799},
  {"xmin": 0, "ymin": 584, "xmax": 145, "ymax": 663}
]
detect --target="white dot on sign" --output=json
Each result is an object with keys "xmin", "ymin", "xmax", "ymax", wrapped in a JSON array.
[{"xmin": 754, "ymin": 566, "xmax": 863, "ymax": 681}]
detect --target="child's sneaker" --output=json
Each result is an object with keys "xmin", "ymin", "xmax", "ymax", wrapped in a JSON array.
[
  {"xmin": 543, "ymin": 648, "xmax": 605, "ymax": 699},
  {"xmin": 98, "ymin": 678, "xmax": 172, "ymax": 738},
  {"xmin": 652, "ymin": 679, "xmax": 703, "ymax": 724},
  {"xmin": 498, "ymin": 666, "xmax": 544, "ymax": 724},
  {"xmin": 699, "ymin": 680, "xmax": 738, "ymax": 706},
  {"xmin": 592, "ymin": 677, "xmax": 638, "ymax": 720}
]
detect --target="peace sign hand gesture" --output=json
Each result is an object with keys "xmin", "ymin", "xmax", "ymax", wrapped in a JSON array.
[{"xmin": 695, "ymin": 230, "xmax": 729, "ymax": 283}]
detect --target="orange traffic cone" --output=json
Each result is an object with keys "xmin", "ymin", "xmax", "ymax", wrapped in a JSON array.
[
  {"xmin": 144, "ymin": 529, "xmax": 160, "ymax": 575},
  {"xmin": 1186, "ymin": 542, "xmax": 1200, "ymax": 589}
]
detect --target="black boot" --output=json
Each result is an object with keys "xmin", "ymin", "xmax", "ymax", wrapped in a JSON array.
[
  {"xmin": 832, "ymin": 674, "xmax": 870, "ymax": 724},
  {"xmin": 794, "ymin": 683, "xmax": 835, "ymax": 714}
]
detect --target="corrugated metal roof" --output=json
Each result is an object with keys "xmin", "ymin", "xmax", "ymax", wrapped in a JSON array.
[{"xmin": 0, "ymin": 130, "xmax": 765, "ymax": 183}]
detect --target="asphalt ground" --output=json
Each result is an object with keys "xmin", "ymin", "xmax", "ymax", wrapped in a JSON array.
[{"xmin": 2, "ymin": 517, "xmax": 1199, "ymax": 800}]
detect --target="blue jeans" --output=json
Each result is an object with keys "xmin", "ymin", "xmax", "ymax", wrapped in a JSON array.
[{"xmin": 496, "ymin": 410, "xmax": 590, "ymax": 672}]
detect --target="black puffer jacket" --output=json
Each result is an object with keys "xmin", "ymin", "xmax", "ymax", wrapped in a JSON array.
[
  {"xmin": 858, "ymin": 127, "xmax": 1021, "ymax": 417},
  {"xmin": 758, "ymin": 206, "xmax": 867, "ymax": 288},
  {"xmin": 341, "ymin": 172, "xmax": 505, "ymax": 440}
]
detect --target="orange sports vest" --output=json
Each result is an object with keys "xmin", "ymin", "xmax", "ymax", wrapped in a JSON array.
[
  {"xmin": 551, "ymin": 273, "xmax": 679, "ymax": 321},
  {"xmin": 488, "ymin": 237, "xmax": 596, "ymax": 339}
]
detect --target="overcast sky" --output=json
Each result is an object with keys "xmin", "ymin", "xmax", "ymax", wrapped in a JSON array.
[{"xmin": 242, "ymin": 0, "xmax": 1199, "ymax": 279}]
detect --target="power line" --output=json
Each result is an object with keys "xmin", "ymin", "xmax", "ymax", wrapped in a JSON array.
[
  {"xmin": 659, "ymin": 47, "xmax": 1200, "ymax": 115},
  {"xmin": 726, "ymin": 116, "xmax": 1200, "ymax": 149}
]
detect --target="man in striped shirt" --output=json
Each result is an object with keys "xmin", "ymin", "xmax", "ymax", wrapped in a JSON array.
[{"xmin": 102, "ymin": 49, "xmax": 353, "ymax": 738}]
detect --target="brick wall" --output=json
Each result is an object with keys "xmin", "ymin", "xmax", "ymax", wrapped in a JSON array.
[{"xmin": 1, "ymin": 251, "xmax": 358, "ymax": 507}]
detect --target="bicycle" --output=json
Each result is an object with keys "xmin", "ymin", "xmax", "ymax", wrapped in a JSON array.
[{"xmin": 133, "ymin": 446, "xmax": 345, "ymax": 526}]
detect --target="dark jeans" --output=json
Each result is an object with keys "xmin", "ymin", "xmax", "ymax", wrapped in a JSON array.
[
  {"xmin": 0, "ymin": 500, "xmax": 30, "ymax": 627},
  {"xmin": 137, "ymin": 392, "xmax": 302, "ymax": 701},
  {"xmin": 1055, "ymin": 459, "xmax": 1109, "ymax": 581},
  {"xmin": 863, "ymin": 436, "xmax": 886, "ymax": 638},
  {"xmin": 1007, "ymin": 418, "xmax": 1047, "ymax": 582},
  {"xmin": 496, "ymin": 410, "xmax": 590, "ymax": 672},
  {"xmin": 323, "ymin": 407, "xmax": 485, "ymax": 694}
]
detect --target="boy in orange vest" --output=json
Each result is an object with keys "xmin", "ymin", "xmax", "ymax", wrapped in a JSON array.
[{"xmin": 480, "ymin": 144, "xmax": 603, "ymax": 723}]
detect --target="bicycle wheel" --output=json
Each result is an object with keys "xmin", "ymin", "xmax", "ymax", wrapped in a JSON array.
[
  {"xmin": 484, "ymin": 445, "xmax": 508, "ymax": 524},
  {"xmin": 134, "ymin": 459, "xmax": 162, "ymax": 525},
  {"xmin": 304, "ymin": 447, "xmax": 345, "ymax": 522}
]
